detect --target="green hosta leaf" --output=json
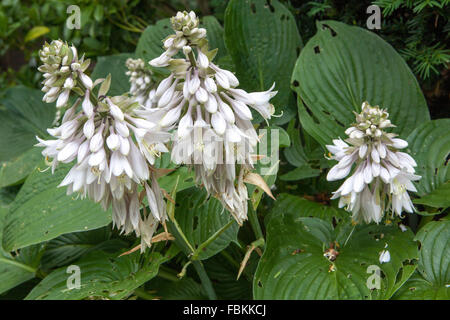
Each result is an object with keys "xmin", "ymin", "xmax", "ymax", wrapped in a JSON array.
[
  {"xmin": 158, "ymin": 166, "xmax": 195, "ymax": 194},
  {"xmin": 415, "ymin": 220, "xmax": 449, "ymax": 287},
  {"xmin": 267, "ymin": 193, "xmax": 348, "ymax": 224},
  {"xmin": 91, "ymin": 53, "xmax": 133, "ymax": 96},
  {"xmin": 0, "ymin": 86, "xmax": 55, "ymax": 162},
  {"xmin": 169, "ymin": 188, "xmax": 239, "ymax": 260},
  {"xmin": 25, "ymin": 249, "xmax": 174, "ymax": 300},
  {"xmin": 202, "ymin": 16, "xmax": 227, "ymax": 60},
  {"xmin": 414, "ymin": 181, "xmax": 450, "ymax": 209},
  {"xmin": 136, "ymin": 19, "xmax": 173, "ymax": 63},
  {"xmin": 283, "ymin": 120, "xmax": 309, "ymax": 168},
  {"xmin": 0, "ymin": 242, "xmax": 44, "ymax": 295},
  {"xmin": 254, "ymin": 204, "xmax": 418, "ymax": 299},
  {"xmin": 283, "ymin": 119, "xmax": 324, "ymax": 179},
  {"xmin": 407, "ymin": 119, "xmax": 450, "ymax": 197},
  {"xmin": 41, "ymin": 227, "xmax": 128, "ymax": 270},
  {"xmin": 224, "ymin": 0, "xmax": 302, "ymax": 124},
  {"xmin": 393, "ymin": 272, "xmax": 450, "ymax": 300},
  {"xmin": 292, "ymin": 21, "xmax": 430, "ymax": 146},
  {"xmin": 0, "ymin": 148, "xmax": 42, "ymax": 188},
  {"xmin": 2, "ymin": 163, "xmax": 111, "ymax": 251},
  {"xmin": 264, "ymin": 125, "xmax": 290, "ymax": 148},
  {"xmin": 0, "ymin": 200, "xmax": 44, "ymax": 294},
  {"xmin": 279, "ymin": 165, "xmax": 320, "ymax": 181}
]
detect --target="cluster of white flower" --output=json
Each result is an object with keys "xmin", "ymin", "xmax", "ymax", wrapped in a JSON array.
[
  {"xmin": 36, "ymin": 40, "xmax": 171, "ymax": 251},
  {"xmin": 326, "ymin": 102, "xmax": 420, "ymax": 224},
  {"xmin": 39, "ymin": 40, "xmax": 93, "ymax": 108},
  {"xmin": 150, "ymin": 11, "xmax": 207, "ymax": 68},
  {"xmin": 130, "ymin": 11, "xmax": 277, "ymax": 224},
  {"xmin": 125, "ymin": 58, "xmax": 154, "ymax": 108}
]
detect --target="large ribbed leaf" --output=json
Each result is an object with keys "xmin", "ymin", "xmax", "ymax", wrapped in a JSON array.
[
  {"xmin": 413, "ymin": 181, "xmax": 450, "ymax": 208},
  {"xmin": 267, "ymin": 193, "xmax": 348, "ymax": 224},
  {"xmin": 2, "ymin": 163, "xmax": 111, "ymax": 251},
  {"xmin": 0, "ymin": 197, "xmax": 44, "ymax": 294},
  {"xmin": 394, "ymin": 220, "xmax": 449, "ymax": 299},
  {"xmin": 0, "ymin": 86, "xmax": 55, "ymax": 162},
  {"xmin": 0, "ymin": 148, "xmax": 42, "ymax": 188},
  {"xmin": 25, "ymin": 247, "xmax": 176, "ymax": 300},
  {"xmin": 91, "ymin": 53, "xmax": 133, "ymax": 96},
  {"xmin": 40, "ymin": 227, "xmax": 127, "ymax": 270},
  {"xmin": 415, "ymin": 220, "xmax": 449, "ymax": 286},
  {"xmin": 281, "ymin": 119, "xmax": 324, "ymax": 181},
  {"xmin": 169, "ymin": 188, "xmax": 238, "ymax": 260},
  {"xmin": 393, "ymin": 272, "xmax": 449, "ymax": 300},
  {"xmin": 254, "ymin": 202, "xmax": 418, "ymax": 299},
  {"xmin": 406, "ymin": 119, "xmax": 450, "ymax": 197},
  {"xmin": 224, "ymin": 0, "xmax": 302, "ymax": 124},
  {"xmin": 292, "ymin": 20, "xmax": 430, "ymax": 146}
]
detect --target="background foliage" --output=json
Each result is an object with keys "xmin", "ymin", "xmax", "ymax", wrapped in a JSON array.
[{"xmin": 0, "ymin": 0, "xmax": 448, "ymax": 300}]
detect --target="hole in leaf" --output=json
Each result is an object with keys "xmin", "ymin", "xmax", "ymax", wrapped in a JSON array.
[
  {"xmin": 304, "ymin": 104, "xmax": 320, "ymax": 124},
  {"xmin": 322, "ymin": 24, "xmax": 337, "ymax": 37},
  {"xmin": 292, "ymin": 80, "xmax": 299, "ymax": 87},
  {"xmin": 251, "ymin": 3, "xmax": 256, "ymax": 13},
  {"xmin": 280, "ymin": 14, "xmax": 286, "ymax": 21},
  {"xmin": 257, "ymin": 280, "xmax": 263, "ymax": 287},
  {"xmin": 314, "ymin": 46, "xmax": 321, "ymax": 54},
  {"xmin": 335, "ymin": 119, "xmax": 345, "ymax": 127},
  {"xmin": 332, "ymin": 216, "xmax": 338, "ymax": 228},
  {"xmin": 193, "ymin": 215, "xmax": 199, "ymax": 230},
  {"xmin": 265, "ymin": 0, "xmax": 275, "ymax": 12}
]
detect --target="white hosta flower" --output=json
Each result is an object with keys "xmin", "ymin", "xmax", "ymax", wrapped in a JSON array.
[
  {"xmin": 379, "ymin": 249, "xmax": 391, "ymax": 264},
  {"xmin": 142, "ymin": 11, "xmax": 277, "ymax": 224},
  {"xmin": 38, "ymin": 40, "xmax": 91, "ymax": 108},
  {"xmin": 326, "ymin": 102, "xmax": 420, "ymax": 224},
  {"xmin": 126, "ymin": 58, "xmax": 154, "ymax": 108},
  {"xmin": 150, "ymin": 11, "xmax": 207, "ymax": 68},
  {"xmin": 36, "ymin": 87, "xmax": 171, "ymax": 251}
]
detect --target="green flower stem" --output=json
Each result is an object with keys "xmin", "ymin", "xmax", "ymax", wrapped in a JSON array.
[
  {"xmin": 157, "ymin": 266, "xmax": 180, "ymax": 282},
  {"xmin": 134, "ymin": 288, "xmax": 156, "ymax": 300},
  {"xmin": 193, "ymin": 260, "xmax": 217, "ymax": 300},
  {"xmin": 248, "ymin": 205, "xmax": 265, "ymax": 250},
  {"xmin": 191, "ymin": 219, "xmax": 235, "ymax": 260},
  {"xmin": 166, "ymin": 175, "xmax": 216, "ymax": 299}
]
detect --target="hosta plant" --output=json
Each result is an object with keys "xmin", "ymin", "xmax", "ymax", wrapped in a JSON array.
[{"xmin": 0, "ymin": 1, "xmax": 448, "ymax": 301}]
